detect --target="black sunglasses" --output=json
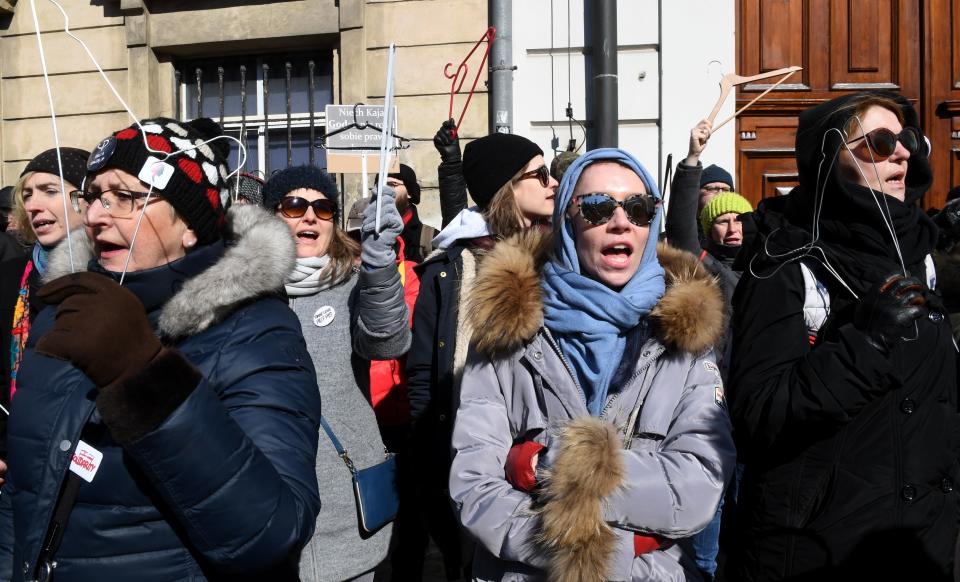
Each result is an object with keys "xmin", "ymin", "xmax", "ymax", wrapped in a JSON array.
[
  {"xmin": 278, "ymin": 196, "xmax": 335, "ymax": 220},
  {"xmin": 846, "ymin": 127, "xmax": 920, "ymax": 158},
  {"xmin": 515, "ymin": 165, "xmax": 551, "ymax": 188},
  {"xmin": 575, "ymin": 193, "xmax": 659, "ymax": 227}
]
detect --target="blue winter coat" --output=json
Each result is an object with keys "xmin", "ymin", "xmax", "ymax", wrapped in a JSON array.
[{"xmin": 0, "ymin": 206, "xmax": 322, "ymax": 582}]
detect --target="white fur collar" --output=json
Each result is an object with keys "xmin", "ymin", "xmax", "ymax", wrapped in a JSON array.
[{"xmin": 45, "ymin": 204, "xmax": 296, "ymax": 339}]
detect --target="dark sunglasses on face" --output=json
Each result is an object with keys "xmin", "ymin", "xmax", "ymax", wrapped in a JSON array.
[
  {"xmin": 846, "ymin": 126, "xmax": 920, "ymax": 158},
  {"xmin": 575, "ymin": 192, "xmax": 660, "ymax": 227},
  {"xmin": 515, "ymin": 165, "xmax": 551, "ymax": 188},
  {"xmin": 278, "ymin": 196, "xmax": 335, "ymax": 220}
]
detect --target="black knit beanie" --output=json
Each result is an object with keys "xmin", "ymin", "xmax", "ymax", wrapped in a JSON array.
[
  {"xmin": 262, "ymin": 165, "xmax": 340, "ymax": 219},
  {"xmin": 376, "ymin": 163, "xmax": 421, "ymax": 205},
  {"xmin": 22, "ymin": 147, "xmax": 90, "ymax": 191},
  {"xmin": 86, "ymin": 117, "xmax": 231, "ymax": 244},
  {"xmin": 462, "ymin": 133, "xmax": 543, "ymax": 210},
  {"xmin": 699, "ymin": 164, "xmax": 734, "ymax": 190}
]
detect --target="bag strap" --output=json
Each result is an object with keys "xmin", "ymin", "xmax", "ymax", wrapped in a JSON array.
[
  {"xmin": 34, "ymin": 471, "xmax": 82, "ymax": 581},
  {"xmin": 319, "ymin": 416, "xmax": 357, "ymax": 475}
]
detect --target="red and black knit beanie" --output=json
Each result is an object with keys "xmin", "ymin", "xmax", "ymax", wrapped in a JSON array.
[{"xmin": 86, "ymin": 117, "xmax": 231, "ymax": 244}]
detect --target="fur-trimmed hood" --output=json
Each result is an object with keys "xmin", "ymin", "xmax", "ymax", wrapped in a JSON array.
[
  {"xmin": 467, "ymin": 229, "xmax": 724, "ymax": 356},
  {"xmin": 45, "ymin": 204, "xmax": 296, "ymax": 339}
]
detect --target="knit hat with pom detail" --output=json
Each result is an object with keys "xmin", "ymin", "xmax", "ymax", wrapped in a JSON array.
[
  {"xmin": 86, "ymin": 117, "xmax": 231, "ymax": 244},
  {"xmin": 699, "ymin": 191, "xmax": 753, "ymax": 236}
]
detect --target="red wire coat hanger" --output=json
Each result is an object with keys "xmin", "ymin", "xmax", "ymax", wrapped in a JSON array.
[
  {"xmin": 706, "ymin": 65, "xmax": 802, "ymax": 131},
  {"xmin": 444, "ymin": 26, "xmax": 496, "ymax": 138}
]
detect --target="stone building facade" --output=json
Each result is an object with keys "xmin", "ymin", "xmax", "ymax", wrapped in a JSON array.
[{"xmin": 0, "ymin": 0, "xmax": 488, "ymax": 225}]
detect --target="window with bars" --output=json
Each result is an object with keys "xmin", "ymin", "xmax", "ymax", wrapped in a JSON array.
[{"xmin": 175, "ymin": 53, "xmax": 334, "ymax": 177}]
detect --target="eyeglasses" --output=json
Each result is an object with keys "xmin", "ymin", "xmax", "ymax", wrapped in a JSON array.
[
  {"xmin": 278, "ymin": 196, "xmax": 335, "ymax": 220},
  {"xmin": 69, "ymin": 189, "xmax": 162, "ymax": 218},
  {"xmin": 515, "ymin": 165, "xmax": 551, "ymax": 188},
  {"xmin": 575, "ymin": 192, "xmax": 660, "ymax": 227},
  {"xmin": 701, "ymin": 185, "xmax": 732, "ymax": 194},
  {"xmin": 846, "ymin": 126, "xmax": 920, "ymax": 158}
]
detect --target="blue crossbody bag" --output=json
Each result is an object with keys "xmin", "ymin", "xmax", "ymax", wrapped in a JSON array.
[{"xmin": 319, "ymin": 416, "xmax": 399, "ymax": 536}]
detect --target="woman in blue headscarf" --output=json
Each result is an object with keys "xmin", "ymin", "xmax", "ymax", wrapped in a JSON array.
[{"xmin": 448, "ymin": 148, "xmax": 736, "ymax": 581}]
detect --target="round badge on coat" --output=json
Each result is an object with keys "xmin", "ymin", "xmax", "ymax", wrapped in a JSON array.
[
  {"xmin": 313, "ymin": 306, "xmax": 336, "ymax": 327},
  {"xmin": 87, "ymin": 136, "xmax": 117, "ymax": 171}
]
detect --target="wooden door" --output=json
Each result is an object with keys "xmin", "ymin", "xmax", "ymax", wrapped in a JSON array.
[
  {"xmin": 923, "ymin": 0, "xmax": 960, "ymax": 208},
  {"xmin": 735, "ymin": 0, "xmax": 924, "ymax": 207}
]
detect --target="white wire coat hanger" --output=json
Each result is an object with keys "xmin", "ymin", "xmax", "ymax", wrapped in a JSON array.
[{"xmin": 29, "ymin": 0, "xmax": 248, "ymax": 284}]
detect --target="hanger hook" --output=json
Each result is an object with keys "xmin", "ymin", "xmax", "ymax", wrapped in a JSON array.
[{"xmin": 706, "ymin": 59, "xmax": 724, "ymax": 80}]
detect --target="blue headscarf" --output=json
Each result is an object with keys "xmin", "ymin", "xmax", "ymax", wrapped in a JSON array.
[{"xmin": 541, "ymin": 148, "xmax": 665, "ymax": 415}]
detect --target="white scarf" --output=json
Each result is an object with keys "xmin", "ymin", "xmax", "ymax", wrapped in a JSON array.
[{"xmin": 285, "ymin": 255, "xmax": 341, "ymax": 297}]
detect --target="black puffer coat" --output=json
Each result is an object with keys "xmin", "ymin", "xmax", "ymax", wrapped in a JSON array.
[{"xmin": 727, "ymin": 92, "xmax": 960, "ymax": 581}]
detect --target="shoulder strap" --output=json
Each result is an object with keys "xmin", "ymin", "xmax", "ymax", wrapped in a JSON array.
[
  {"xmin": 420, "ymin": 225, "xmax": 437, "ymax": 256},
  {"xmin": 319, "ymin": 416, "xmax": 357, "ymax": 475}
]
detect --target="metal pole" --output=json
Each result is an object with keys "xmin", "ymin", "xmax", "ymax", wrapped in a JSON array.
[
  {"xmin": 285, "ymin": 62, "xmax": 293, "ymax": 167},
  {"xmin": 262, "ymin": 63, "xmax": 271, "ymax": 175},
  {"xmin": 308, "ymin": 60, "xmax": 316, "ymax": 166},
  {"xmin": 239, "ymin": 65, "xmax": 247, "ymax": 171},
  {"xmin": 195, "ymin": 67, "xmax": 203, "ymax": 118},
  {"xmin": 217, "ymin": 66, "xmax": 225, "ymax": 125},
  {"xmin": 590, "ymin": 0, "xmax": 618, "ymax": 148},
  {"xmin": 174, "ymin": 69, "xmax": 182, "ymax": 120},
  {"xmin": 488, "ymin": 0, "xmax": 513, "ymax": 134}
]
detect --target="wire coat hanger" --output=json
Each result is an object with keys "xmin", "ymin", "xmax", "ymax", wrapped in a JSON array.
[{"xmin": 444, "ymin": 26, "xmax": 495, "ymax": 138}]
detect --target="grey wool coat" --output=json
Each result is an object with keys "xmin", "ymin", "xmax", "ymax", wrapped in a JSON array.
[
  {"xmin": 293, "ymin": 263, "xmax": 411, "ymax": 581},
  {"xmin": 449, "ymin": 231, "xmax": 737, "ymax": 582}
]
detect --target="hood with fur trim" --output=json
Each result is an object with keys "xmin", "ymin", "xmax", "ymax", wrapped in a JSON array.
[
  {"xmin": 45, "ymin": 204, "xmax": 296, "ymax": 339},
  {"xmin": 467, "ymin": 229, "xmax": 724, "ymax": 356}
]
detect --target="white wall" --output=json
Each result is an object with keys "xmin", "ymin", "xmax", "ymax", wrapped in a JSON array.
[
  {"xmin": 660, "ymin": 0, "xmax": 736, "ymax": 187},
  {"xmin": 512, "ymin": 0, "xmax": 735, "ymax": 198}
]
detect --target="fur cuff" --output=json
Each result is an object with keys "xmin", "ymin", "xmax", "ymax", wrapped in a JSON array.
[
  {"xmin": 537, "ymin": 417, "xmax": 625, "ymax": 582},
  {"xmin": 96, "ymin": 348, "xmax": 201, "ymax": 444}
]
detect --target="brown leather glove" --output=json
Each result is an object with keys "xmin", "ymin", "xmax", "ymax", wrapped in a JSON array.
[
  {"xmin": 36, "ymin": 272, "xmax": 162, "ymax": 388},
  {"xmin": 37, "ymin": 272, "xmax": 201, "ymax": 444}
]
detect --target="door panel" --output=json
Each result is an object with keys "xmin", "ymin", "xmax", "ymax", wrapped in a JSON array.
[
  {"xmin": 736, "ymin": 0, "xmax": 927, "ymax": 206},
  {"xmin": 924, "ymin": 0, "xmax": 960, "ymax": 207}
]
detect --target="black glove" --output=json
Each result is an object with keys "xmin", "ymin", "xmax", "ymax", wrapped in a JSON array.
[
  {"xmin": 433, "ymin": 118, "xmax": 461, "ymax": 164},
  {"xmin": 854, "ymin": 274, "xmax": 927, "ymax": 352},
  {"xmin": 934, "ymin": 198, "xmax": 960, "ymax": 251}
]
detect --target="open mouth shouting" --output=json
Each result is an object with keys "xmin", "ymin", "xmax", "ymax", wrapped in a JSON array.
[
  {"xmin": 32, "ymin": 218, "xmax": 58, "ymax": 237},
  {"xmin": 95, "ymin": 238, "xmax": 128, "ymax": 261},
  {"xmin": 600, "ymin": 242, "xmax": 634, "ymax": 268},
  {"xmin": 884, "ymin": 168, "xmax": 906, "ymax": 190}
]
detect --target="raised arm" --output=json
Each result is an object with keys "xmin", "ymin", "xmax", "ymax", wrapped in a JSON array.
[
  {"xmin": 664, "ymin": 120, "xmax": 711, "ymax": 254},
  {"xmin": 353, "ymin": 185, "xmax": 411, "ymax": 360}
]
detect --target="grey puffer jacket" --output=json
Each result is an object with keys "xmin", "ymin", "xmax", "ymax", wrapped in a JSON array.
[{"xmin": 449, "ymin": 231, "xmax": 736, "ymax": 582}]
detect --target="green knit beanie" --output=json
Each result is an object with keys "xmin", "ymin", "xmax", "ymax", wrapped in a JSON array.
[{"xmin": 700, "ymin": 192, "xmax": 753, "ymax": 236}]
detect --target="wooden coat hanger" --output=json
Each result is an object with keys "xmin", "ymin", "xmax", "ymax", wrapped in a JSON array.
[{"xmin": 706, "ymin": 65, "xmax": 802, "ymax": 131}]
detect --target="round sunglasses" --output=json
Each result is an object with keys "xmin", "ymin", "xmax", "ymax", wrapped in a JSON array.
[
  {"xmin": 575, "ymin": 192, "xmax": 659, "ymax": 227},
  {"xmin": 846, "ymin": 126, "xmax": 920, "ymax": 158},
  {"xmin": 278, "ymin": 196, "xmax": 335, "ymax": 220}
]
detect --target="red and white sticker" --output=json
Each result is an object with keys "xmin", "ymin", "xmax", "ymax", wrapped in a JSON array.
[{"xmin": 69, "ymin": 440, "xmax": 103, "ymax": 483}]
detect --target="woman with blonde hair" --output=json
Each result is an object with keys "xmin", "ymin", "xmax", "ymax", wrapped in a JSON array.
[
  {"xmin": 0, "ymin": 147, "xmax": 87, "ymax": 460},
  {"xmin": 397, "ymin": 133, "xmax": 557, "ymax": 579}
]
